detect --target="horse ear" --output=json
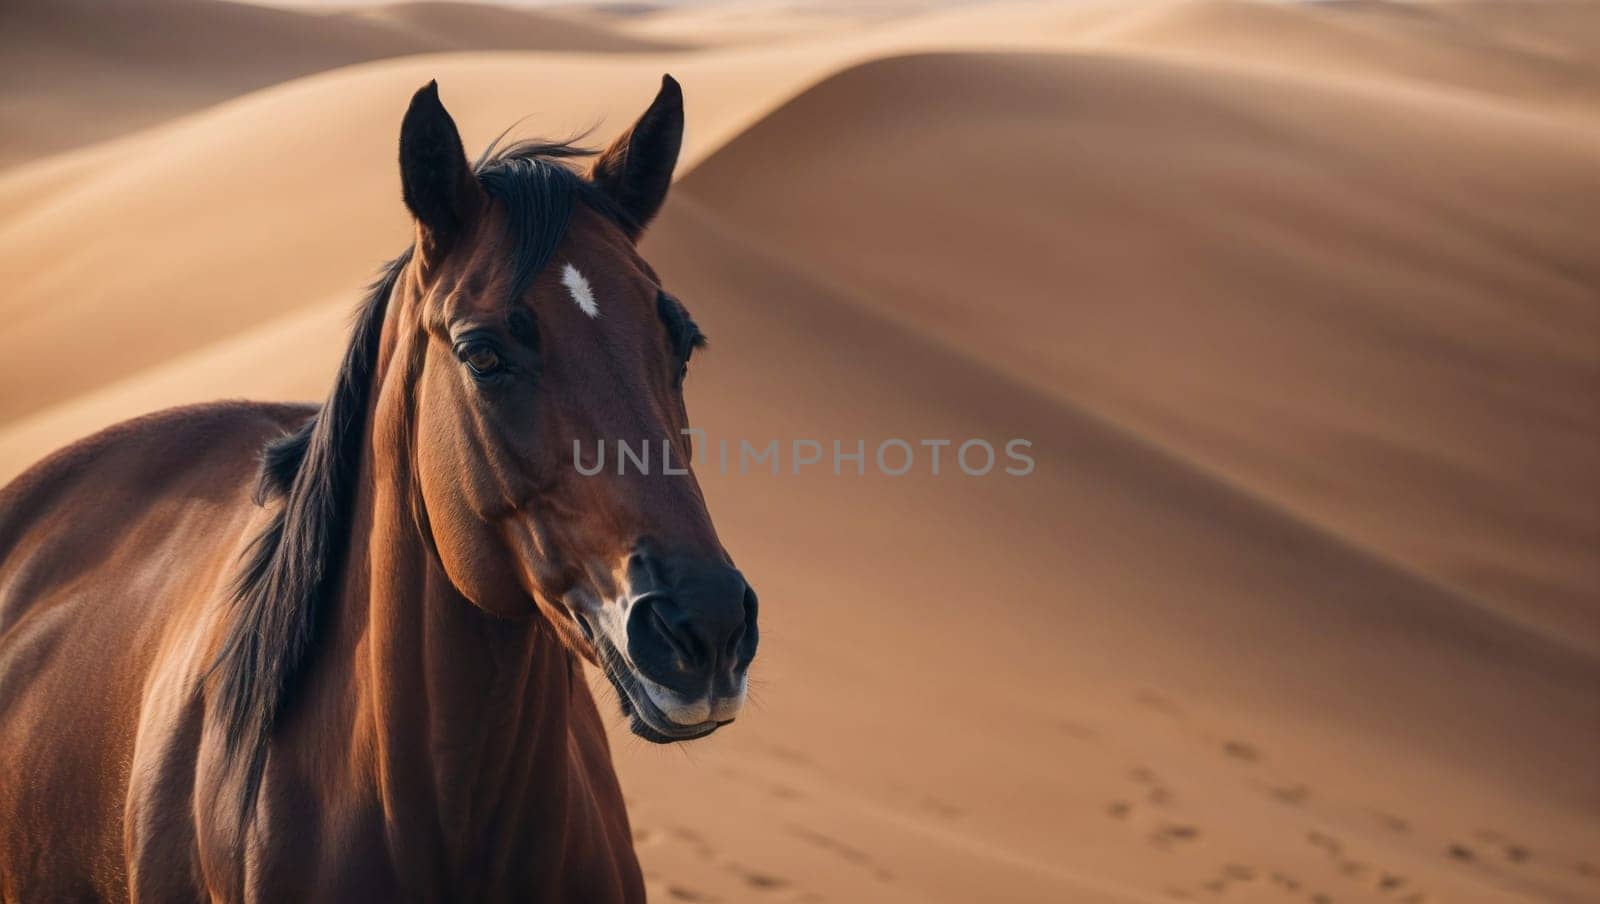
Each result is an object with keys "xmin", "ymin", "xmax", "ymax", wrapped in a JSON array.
[
  {"xmin": 399, "ymin": 81, "xmax": 482, "ymax": 259},
  {"xmin": 590, "ymin": 74, "xmax": 684, "ymax": 238}
]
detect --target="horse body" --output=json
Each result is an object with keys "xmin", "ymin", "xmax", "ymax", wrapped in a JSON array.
[
  {"xmin": 0, "ymin": 76, "xmax": 753, "ymax": 902},
  {"xmin": 0, "ymin": 402, "xmax": 640, "ymax": 901},
  {"xmin": 0, "ymin": 403, "xmax": 291, "ymax": 899}
]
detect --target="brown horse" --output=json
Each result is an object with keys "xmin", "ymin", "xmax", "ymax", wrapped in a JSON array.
[{"xmin": 0, "ymin": 77, "xmax": 758, "ymax": 902}]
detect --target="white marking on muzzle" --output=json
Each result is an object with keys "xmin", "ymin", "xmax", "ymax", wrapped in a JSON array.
[
  {"xmin": 710, "ymin": 675, "xmax": 747, "ymax": 723},
  {"xmin": 639, "ymin": 676, "xmax": 713, "ymax": 726},
  {"xmin": 561, "ymin": 263, "xmax": 599, "ymax": 318}
]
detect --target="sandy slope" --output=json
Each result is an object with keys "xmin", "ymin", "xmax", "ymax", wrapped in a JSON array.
[
  {"xmin": 620, "ymin": 192, "xmax": 1599, "ymax": 904},
  {"xmin": 0, "ymin": 50, "xmax": 853, "ymax": 426},
  {"xmin": 0, "ymin": 2, "xmax": 1597, "ymax": 903},
  {"xmin": 679, "ymin": 48, "xmax": 1600, "ymax": 657},
  {"xmin": 1088, "ymin": 0, "xmax": 1600, "ymax": 116},
  {"xmin": 0, "ymin": 0, "xmax": 673, "ymax": 168}
]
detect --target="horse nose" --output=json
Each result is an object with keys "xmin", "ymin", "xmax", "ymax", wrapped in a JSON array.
[{"xmin": 629, "ymin": 570, "xmax": 758, "ymax": 681}]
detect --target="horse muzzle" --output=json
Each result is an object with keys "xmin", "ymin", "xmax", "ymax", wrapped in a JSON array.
[{"xmin": 574, "ymin": 546, "xmax": 758, "ymax": 743}]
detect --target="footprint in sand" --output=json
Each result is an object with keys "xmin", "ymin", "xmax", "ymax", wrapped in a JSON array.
[
  {"xmin": 1186, "ymin": 864, "xmax": 1258, "ymax": 897},
  {"xmin": 741, "ymin": 872, "xmax": 789, "ymax": 891},
  {"xmin": 1336, "ymin": 858, "xmax": 1369, "ymax": 880},
  {"xmin": 1305, "ymin": 829, "xmax": 1432, "ymax": 899},
  {"xmin": 1269, "ymin": 784, "xmax": 1309, "ymax": 805},
  {"xmin": 667, "ymin": 826, "xmax": 715, "ymax": 860},
  {"xmin": 1148, "ymin": 823, "xmax": 1201, "ymax": 849},
  {"xmin": 786, "ymin": 825, "xmax": 894, "ymax": 882},
  {"xmin": 1471, "ymin": 830, "xmax": 1534, "ymax": 865},
  {"xmin": 725, "ymin": 863, "xmax": 791, "ymax": 894},
  {"xmin": 1372, "ymin": 811, "xmax": 1410, "ymax": 834},
  {"xmin": 1221, "ymin": 740, "xmax": 1261, "ymax": 763},
  {"xmin": 1306, "ymin": 830, "xmax": 1344, "ymax": 857},
  {"xmin": 1133, "ymin": 688, "xmax": 1186, "ymax": 719},
  {"xmin": 1122, "ymin": 765, "xmax": 1178, "ymax": 807},
  {"xmin": 1222, "ymin": 864, "xmax": 1256, "ymax": 882},
  {"xmin": 1131, "ymin": 766, "xmax": 1179, "ymax": 802},
  {"xmin": 1113, "ymin": 769, "xmax": 1202, "ymax": 849},
  {"xmin": 1171, "ymin": 860, "xmax": 1328, "ymax": 899},
  {"xmin": 664, "ymin": 885, "xmax": 718, "ymax": 902}
]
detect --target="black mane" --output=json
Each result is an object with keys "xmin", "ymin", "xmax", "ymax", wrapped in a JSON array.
[{"xmin": 210, "ymin": 138, "xmax": 613, "ymax": 812}]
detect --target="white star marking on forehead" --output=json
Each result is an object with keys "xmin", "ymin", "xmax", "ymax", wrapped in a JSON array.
[{"xmin": 561, "ymin": 263, "xmax": 599, "ymax": 319}]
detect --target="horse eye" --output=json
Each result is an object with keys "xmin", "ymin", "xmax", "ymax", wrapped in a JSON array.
[{"xmin": 460, "ymin": 343, "xmax": 503, "ymax": 377}]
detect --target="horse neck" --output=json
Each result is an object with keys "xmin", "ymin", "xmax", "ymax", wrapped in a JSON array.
[{"xmin": 348, "ymin": 398, "xmax": 582, "ymax": 881}]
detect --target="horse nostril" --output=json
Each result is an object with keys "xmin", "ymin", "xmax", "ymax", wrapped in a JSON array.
[
  {"xmin": 645, "ymin": 599, "xmax": 700, "ymax": 664},
  {"xmin": 729, "ymin": 584, "xmax": 759, "ymax": 666},
  {"xmin": 628, "ymin": 572, "xmax": 756, "ymax": 679},
  {"xmin": 729, "ymin": 582, "xmax": 758, "ymax": 659},
  {"xmin": 741, "ymin": 585, "xmax": 758, "ymax": 623}
]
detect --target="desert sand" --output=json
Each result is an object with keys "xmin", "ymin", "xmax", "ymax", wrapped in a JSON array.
[{"xmin": 0, "ymin": 1, "xmax": 1596, "ymax": 902}]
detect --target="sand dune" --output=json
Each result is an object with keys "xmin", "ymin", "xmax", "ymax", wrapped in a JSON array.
[
  {"xmin": 0, "ymin": 49, "xmax": 861, "ymax": 426},
  {"xmin": 680, "ymin": 49, "xmax": 1600, "ymax": 655},
  {"xmin": 1087, "ymin": 0, "xmax": 1600, "ymax": 115},
  {"xmin": 0, "ymin": 10, "xmax": 1097, "ymax": 425},
  {"xmin": 0, "ymin": 2, "xmax": 1596, "ymax": 902},
  {"xmin": 336, "ymin": 1, "xmax": 681, "ymax": 53},
  {"xmin": 0, "ymin": 0, "xmax": 673, "ymax": 168},
  {"xmin": 626, "ymin": 189, "xmax": 1599, "ymax": 903}
]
